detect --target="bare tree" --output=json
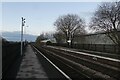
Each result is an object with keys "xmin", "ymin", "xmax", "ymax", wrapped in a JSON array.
[
  {"xmin": 90, "ymin": 2, "xmax": 120, "ymax": 49},
  {"xmin": 54, "ymin": 14, "xmax": 86, "ymax": 47}
]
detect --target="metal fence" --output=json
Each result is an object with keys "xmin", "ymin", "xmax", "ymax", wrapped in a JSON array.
[{"xmin": 48, "ymin": 43, "xmax": 119, "ymax": 54}]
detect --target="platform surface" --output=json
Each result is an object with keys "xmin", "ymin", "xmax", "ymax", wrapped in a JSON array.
[{"xmin": 16, "ymin": 45, "xmax": 48, "ymax": 78}]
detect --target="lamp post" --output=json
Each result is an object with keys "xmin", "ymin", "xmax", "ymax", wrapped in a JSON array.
[{"xmin": 21, "ymin": 17, "xmax": 25, "ymax": 56}]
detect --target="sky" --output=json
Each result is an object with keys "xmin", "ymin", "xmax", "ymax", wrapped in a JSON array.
[{"xmin": 1, "ymin": 0, "xmax": 117, "ymax": 36}]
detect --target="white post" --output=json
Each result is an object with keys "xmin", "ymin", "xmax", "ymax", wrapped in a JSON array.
[{"xmin": 21, "ymin": 17, "xmax": 25, "ymax": 56}]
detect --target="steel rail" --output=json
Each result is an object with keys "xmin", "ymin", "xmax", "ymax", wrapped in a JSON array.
[
  {"xmin": 32, "ymin": 45, "xmax": 72, "ymax": 80},
  {"xmin": 48, "ymin": 46, "xmax": 120, "ymax": 62}
]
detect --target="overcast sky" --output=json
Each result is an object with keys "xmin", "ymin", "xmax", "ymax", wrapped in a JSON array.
[{"xmin": 1, "ymin": 0, "xmax": 117, "ymax": 36}]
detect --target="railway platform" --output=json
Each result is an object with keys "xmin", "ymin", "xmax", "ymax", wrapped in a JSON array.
[
  {"xmin": 16, "ymin": 45, "xmax": 48, "ymax": 79},
  {"xmin": 14, "ymin": 44, "xmax": 67, "ymax": 79}
]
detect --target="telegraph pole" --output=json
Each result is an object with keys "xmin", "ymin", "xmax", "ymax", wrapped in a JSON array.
[{"xmin": 21, "ymin": 17, "xmax": 25, "ymax": 56}]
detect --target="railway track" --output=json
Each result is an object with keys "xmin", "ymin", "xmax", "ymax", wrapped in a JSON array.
[
  {"xmin": 32, "ymin": 45, "xmax": 120, "ymax": 80},
  {"xmin": 32, "ymin": 45, "xmax": 91, "ymax": 80},
  {"xmin": 46, "ymin": 46, "xmax": 120, "ymax": 68},
  {"xmin": 45, "ymin": 46, "xmax": 120, "ymax": 79}
]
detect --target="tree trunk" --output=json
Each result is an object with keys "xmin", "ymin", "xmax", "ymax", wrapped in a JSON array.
[{"xmin": 70, "ymin": 40, "xmax": 72, "ymax": 48}]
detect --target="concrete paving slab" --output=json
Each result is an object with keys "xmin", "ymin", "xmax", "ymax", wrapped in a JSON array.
[{"xmin": 16, "ymin": 45, "xmax": 48, "ymax": 79}]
